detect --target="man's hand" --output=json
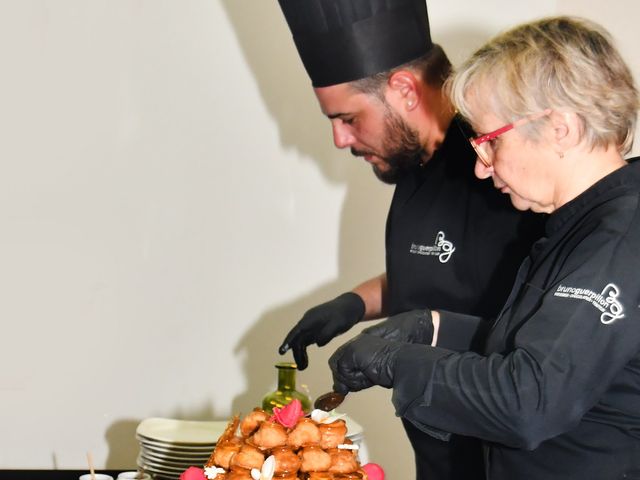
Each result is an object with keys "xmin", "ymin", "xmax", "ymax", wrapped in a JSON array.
[
  {"xmin": 329, "ymin": 333, "xmax": 404, "ymax": 394},
  {"xmin": 363, "ymin": 309, "xmax": 433, "ymax": 344},
  {"xmin": 278, "ymin": 292, "xmax": 365, "ymax": 370}
]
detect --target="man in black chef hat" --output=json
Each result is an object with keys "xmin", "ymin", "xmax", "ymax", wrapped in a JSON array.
[{"xmin": 276, "ymin": 1, "xmax": 543, "ymax": 479}]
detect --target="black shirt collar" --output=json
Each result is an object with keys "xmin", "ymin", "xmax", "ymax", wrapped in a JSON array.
[{"xmin": 546, "ymin": 157, "xmax": 640, "ymax": 236}]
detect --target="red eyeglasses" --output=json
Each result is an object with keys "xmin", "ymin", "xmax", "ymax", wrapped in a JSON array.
[{"xmin": 470, "ymin": 109, "xmax": 552, "ymax": 167}]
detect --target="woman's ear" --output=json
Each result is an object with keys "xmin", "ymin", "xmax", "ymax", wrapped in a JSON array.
[
  {"xmin": 387, "ymin": 70, "xmax": 420, "ymax": 112},
  {"xmin": 549, "ymin": 110, "xmax": 582, "ymax": 151}
]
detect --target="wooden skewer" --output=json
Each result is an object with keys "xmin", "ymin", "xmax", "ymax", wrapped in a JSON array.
[{"xmin": 86, "ymin": 452, "xmax": 96, "ymax": 480}]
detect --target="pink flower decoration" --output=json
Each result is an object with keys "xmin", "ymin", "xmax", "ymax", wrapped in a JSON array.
[
  {"xmin": 180, "ymin": 466, "xmax": 206, "ymax": 480},
  {"xmin": 362, "ymin": 463, "xmax": 385, "ymax": 480},
  {"xmin": 269, "ymin": 399, "xmax": 305, "ymax": 428}
]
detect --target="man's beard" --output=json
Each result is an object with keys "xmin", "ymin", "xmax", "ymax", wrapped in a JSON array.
[{"xmin": 351, "ymin": 106, "xmax": 423, "ymax": 184}]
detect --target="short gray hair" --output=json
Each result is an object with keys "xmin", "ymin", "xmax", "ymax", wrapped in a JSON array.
[{"xmin": 447, "ymin": 16, "xmax": 639, "ymax": 154}]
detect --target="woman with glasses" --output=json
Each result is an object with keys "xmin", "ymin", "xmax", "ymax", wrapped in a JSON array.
[{"xmin": 328, "ymin": 16, "xmax": 640, "ymax": 479}]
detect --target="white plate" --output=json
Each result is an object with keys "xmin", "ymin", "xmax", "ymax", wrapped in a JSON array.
[
  {"xmin": 139, "ymin": 452, "xmax": 209, "ymax": 468},
  {"xmin": 136, "ymin": 463, "xmax": 179, "ymax": 480},
  {"xmin": 137, "ymin": 418, "xmax": 227, "ymax": 445},
  {"xmin": 140, "ymin": 450, "xmax": 209, "ymax": 467},
  {"xmin": 139, "ymin": 457, "xmax": 198, "ymax": 473},
  {"xmin": 136, "ymin": 459, "xmax": 180, "ymax": 475},
  {"xmin": 137, "ymin": 454, "xmax": 194, "ymax": 474},
  {"xmin": 137, "ymin": 434, "xmax": 216, "ymax": 452},
  {"xmin": 344, "ymin": 415, "xmax": 363, "ymax": 438},
  {"xmin": 140, "ymin": 444, "xmax": 212, "ymax": 460}
]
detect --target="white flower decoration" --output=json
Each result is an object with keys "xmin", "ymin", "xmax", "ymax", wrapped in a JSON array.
[
  {"xmin": 338, "ymin": 443, "xmax": 359, "ymax": 450},
  {"xmin": 251, "ymin": 455, "xmax": 275, "ymax": 480},
  {"xmin": 204, "ymin": 466, "xmax": 225, "ymax": 479},
  {"xmin": 311, "ymin": 408, "xmax": 347, "ymax": 424}
]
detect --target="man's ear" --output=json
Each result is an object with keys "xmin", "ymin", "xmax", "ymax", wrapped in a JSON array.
[{"xmin": 387, "ymin": 70, "xmax": 420, "ymax": 112}]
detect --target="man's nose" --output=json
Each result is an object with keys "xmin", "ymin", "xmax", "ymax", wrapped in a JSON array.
[
  {"xmin": 331, "ymin": 123, "xmax": 355, "ymax": 149},
  {"xmin": 474, "ymin": 158, "xmax": 493, "ymax": 179}
]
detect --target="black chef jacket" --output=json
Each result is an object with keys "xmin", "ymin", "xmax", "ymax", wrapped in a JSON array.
[
  {"xmin": 391, "ymin": 159, "xmax": 640, "ymax": 480},
  {"xmin": 385, "ymin": 116, "xmax": 544, "ymax": 480}
]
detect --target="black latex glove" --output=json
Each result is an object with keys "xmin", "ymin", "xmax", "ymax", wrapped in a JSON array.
[
  {"xmin": 278, "ymin": 292, "xmax": 366, "ymax": 370},
  {"xmin": 329, "ymin": 333, "xmax": 405, "ymax": 394},
  {"xmin": 363, "ymin": 309, "xmax": 433, "ymax": 345}
]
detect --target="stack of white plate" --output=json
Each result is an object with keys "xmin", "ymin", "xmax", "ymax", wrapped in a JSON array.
[{"xmin": 136, "ymin": 418, "xmax": 227, "ymax": 480}]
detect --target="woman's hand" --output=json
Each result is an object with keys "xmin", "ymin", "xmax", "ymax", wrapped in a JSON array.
[
  {"xmin": 329, "ymin": 333, "xmax": 405, "ymax": 393},
  {"xmin": 362, "ymin": 309, "xmax": 434, "ymax": 345}
]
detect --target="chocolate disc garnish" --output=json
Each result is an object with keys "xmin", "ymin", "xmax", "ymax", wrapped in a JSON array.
[{"xmin": 313, "ymin": 391, "xmax": 346, "ymax": 412}]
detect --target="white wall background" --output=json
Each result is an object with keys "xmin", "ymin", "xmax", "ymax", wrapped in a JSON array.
[{"xmin": 0, "ymin": 1, "xmax": 638, "ymax": 478}]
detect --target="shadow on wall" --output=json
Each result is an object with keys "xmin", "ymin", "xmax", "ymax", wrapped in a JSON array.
[{"xmin": 105, "ymin": 419, "xmax": 141, "ymax": 469}]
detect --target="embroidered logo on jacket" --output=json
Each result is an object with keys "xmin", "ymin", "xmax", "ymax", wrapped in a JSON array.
[
  {"xmin": 409, "ymin": 231, "xmax": 456, "ymax": 263},
  {"xmin": 553, "ymin": 283, "xmax": 625, "ymax": 324}
]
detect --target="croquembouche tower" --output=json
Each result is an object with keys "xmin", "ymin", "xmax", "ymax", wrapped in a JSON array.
[{"xmin": 179, "ymin": 399, "xmax": 384, "ymax": 480}]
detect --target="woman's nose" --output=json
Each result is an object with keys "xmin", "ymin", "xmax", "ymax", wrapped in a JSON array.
[{"xmin": 474, "ymin": 158, "xmax": 493, "ymax": 179}]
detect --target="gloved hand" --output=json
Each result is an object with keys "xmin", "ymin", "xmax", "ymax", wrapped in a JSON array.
[
  {"xmin": 363, "ymin": 309, "xmax": 433, "ymax": 345},
  {"xmin": 329, "ymin": 333, "xmax": 404, "ymax": 394},
  {"xmin": 278, "ymin": 292, "xmax": 366, "ymax": 370}
]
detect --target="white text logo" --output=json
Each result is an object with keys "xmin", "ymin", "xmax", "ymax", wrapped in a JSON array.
[
  {"xmin": 553, "ymin": 283, "xmax": 625, "ymax": 324},
  {"xmin": 409, "ymin": 231, "xmax": 456, "ymax": 263}
]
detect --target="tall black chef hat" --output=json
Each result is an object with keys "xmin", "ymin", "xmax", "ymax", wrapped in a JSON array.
[{"xmin": 278, "ymin": 0, "xmax": 432, "ymax": 87}]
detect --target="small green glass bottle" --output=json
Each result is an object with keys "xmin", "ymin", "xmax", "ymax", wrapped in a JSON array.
[{"xmin": 262, "ymin": 362, "xmax": 312, "ymax": 414}]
